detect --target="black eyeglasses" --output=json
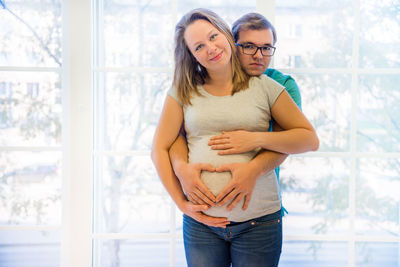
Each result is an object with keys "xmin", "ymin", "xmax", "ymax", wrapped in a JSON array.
[{"xmin": 235, "ymin": 43, "xmax": 276, "ymax": 56}]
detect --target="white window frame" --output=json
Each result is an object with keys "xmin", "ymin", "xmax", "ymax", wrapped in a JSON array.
[{"xmin": 61, "ymin": 0, "xmax": 93, "ymax": 266}]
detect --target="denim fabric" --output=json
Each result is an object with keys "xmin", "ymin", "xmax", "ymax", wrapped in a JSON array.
[{"xmin": 183, "ymin": 210, "xmax": 282, "ymax": 267}]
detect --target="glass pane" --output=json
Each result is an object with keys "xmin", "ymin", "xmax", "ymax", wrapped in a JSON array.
[
  {"xmin": 0, "ymin": 0, "xmax": 62, "ymax": 67},
  {"xmin": 357, "ymin": 75, "xmax": 400, "ymax": 152},
  {"xmin": 94, "ymin": 72, "xmax": 170, "ymax": 151},
  {"xmin": 94, "ymin": 155, "xmax": 170, "ymax": 234},
  {"xmin": 356, "ymin": 158, "xmax": 400, "ymax": 237},
  {"xmin": 177, "ymin": 0, "xmax": 256, "ymax": 26},
  {"xmin": 175, "ymin": 239, "xmax": 186, "ymax": 267},
  {"xmin": 175, "ymin": 208, "xmax": 183, "ymax": 232},
  {"xmin": 292, "ymin": 73, "xmax": 351, "ymax": 152},
  {"xmin": 0, "ymin": 71, "xmax": 62, "ymax": 147},
  {"xmin": 0, "ymin": 151, "xmax": 61, "ymax": 226},
  {"xmin": 281, "ymin": 157, "xmax": 349, "ymax": 236},
  {"xmin": 94, "ymin": 239, "xmax": 170, "ymax": 267},
  {"xmin": 0, "ymin": 230, "xmax": 60, "ymax": 267},
  {"xmin": 99, "ymin": 0, "xmax": 173, "ymax": 68},
  {"xmin": 359, "ymin": 1, "xmax": 400, "ymax": 68},
  {"xmin": 280, "ymin": 241, "xmax": 348, "ymax": 266},
  {"xmin": 356, "ymin": 242, "xmax": 400, "ymax": 267},
  {"xmin": 275, "ymin": 1, "xmax": 353, "ymax": 68}
]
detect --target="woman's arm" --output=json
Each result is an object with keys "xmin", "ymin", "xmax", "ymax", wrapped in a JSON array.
[
  {"xmin": 259, "ymin": 90, "xmax": 319, "ymax": 153},
  {"xmin": 151, "ymin": 96, "xmax": 188, "ymax": 209},
  {"xmin": 209, "ymin": 90, "xmax": 319, "ymax": 155}
]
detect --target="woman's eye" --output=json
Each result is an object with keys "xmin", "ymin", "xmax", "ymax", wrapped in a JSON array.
[
  {"xmin": 195, "ymin": 44, "xmax": 203, "ymax": 51},
  {"xmin": 210, "ymin": 33, "xmax": 218, "ymax": 40}
]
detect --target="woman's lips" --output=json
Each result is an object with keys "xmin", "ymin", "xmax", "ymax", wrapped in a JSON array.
[{"xmin": 210, "ymin": 52, "xmax": 223, "ymax": 61}]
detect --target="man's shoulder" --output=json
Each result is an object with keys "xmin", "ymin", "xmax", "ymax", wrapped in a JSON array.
[
  {"xmin": 264, "ymin": 68, "xmax": 302, "ymax": 109},
  {"xmin": 264, "ymin": 68, "xmax": 297, "ymax": 86}
]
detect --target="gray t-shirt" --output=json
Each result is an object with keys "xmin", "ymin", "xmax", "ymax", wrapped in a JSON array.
[{"xmin": 169, "ymin": 75, "xmax": 284, "ymax": 222}]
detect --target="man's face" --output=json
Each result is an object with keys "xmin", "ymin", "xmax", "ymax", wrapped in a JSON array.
[{"xmin": 236, "ymin": 29, "xmax": 274, "ymax": 76}]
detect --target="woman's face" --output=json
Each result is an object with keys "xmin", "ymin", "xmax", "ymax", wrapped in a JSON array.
[{"xmin": 184, "ymin": 19, "xmax": 232, "ymax": 73}]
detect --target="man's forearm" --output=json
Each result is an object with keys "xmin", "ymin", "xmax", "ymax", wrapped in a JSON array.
[
  {"xmin": 169, "ymin": 134, "xmax": 189, "ymax": 175},
  {"xmin": 248, "ymin": 149, "xmax": 288, "ymax": 178},
  {"xmin": 151, "ymin": 148, "xmax": 188, "ymax": 211}
]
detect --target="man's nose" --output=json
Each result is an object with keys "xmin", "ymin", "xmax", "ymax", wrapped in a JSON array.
[{"xmin": 253, "ymin": 48, "xmax": 263, "ymax": 59}]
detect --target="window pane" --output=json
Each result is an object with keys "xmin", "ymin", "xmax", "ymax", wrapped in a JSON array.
[
  {"xmin": 281, "ymin": 157, "xmax": 349, "ymax": 236},
  {"xmin": 99, "ymin": 0, "xmax": 173, "ymax": 68},
  {"xmin": 292, "ymin": 73, "xmax": 351, "ymax": 152},
  {"xmin": 94, "ymin": 155, "xmax": 170, "ymax": 234},
  {"xmin": 0, "ymin": 151, "xmax": 61, "ymax": 226},
  {"xmin": 356, "ymin": 158, "xmax": 400, "ymax": 237},
  {"xmin": 0, "ymin": 230, "xmax": 60, "ymax": 267},
  {"xmin": 356, "ymin": 242, "xmax": 399, "ymax": 266},
  {"xmin": 0, "ymin": 0, "xmax": 62, "ymax": 67},
  {"xmin": 94, "ymin": 239, "xmax": 170, "ymax": 267},
  {"xmin": 94, "ymin": 72, "xmax": 170, "ymax": 151},
  {"xmin": 280, "ymin": 241, "xmax": 348, "ymax": 266},
  {"xmin": 359, "ymin": 1, "xmax": 400, "ymax": 68},
  {"xmin": 0, "ymin": 71, "xmax": 62, "ymax": 147},
  {"xmin": 175, "ymin": 240, "xmax": 186, "ymax": 267},
  {"xmin": 177, "ymin": 0, "xmax": 256, "ymax": 25},
  {"xmin": 357, "ymin": 75, "xmax": 400, "ymax": 152},
  {"xmin": 275, "ymin": 1, "xmax": 354, "ymax": 68}
]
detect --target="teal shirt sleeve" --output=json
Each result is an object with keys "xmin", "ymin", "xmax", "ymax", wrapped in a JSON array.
[
  {"xmin": 281, "ymin": 76, "xmax": 302, "ymax": 110},
  {"xmin": 264, "ymin": 68, "xmax": 302, "ymax": 110}
]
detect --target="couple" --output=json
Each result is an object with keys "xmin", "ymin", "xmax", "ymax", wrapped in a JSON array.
[{"xmin": 152, "ymin": 8, "xmax": 319, "ymax": 267}]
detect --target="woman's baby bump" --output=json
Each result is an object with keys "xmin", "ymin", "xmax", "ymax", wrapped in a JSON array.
[{"xmin": 188, "ymin": 136, "xmax": 256, "ymax": 196}]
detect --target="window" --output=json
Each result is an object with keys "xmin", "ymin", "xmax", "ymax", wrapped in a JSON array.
[
  {"xmin": 0, "ymin": 0, "xmax": 63, "ymax": 266},
  {"xmin": 275, "ymin": 0, "xmax": 400, "ymax": 265},
  {"xmin": 1, "ymin": 0, "xmax": 399, "ymax": 266}
]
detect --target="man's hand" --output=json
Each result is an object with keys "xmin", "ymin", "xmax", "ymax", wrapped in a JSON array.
[
  {"xmin": 215, "ymin": 162, "xmax": 258, "ymax": 211},
  {"xmin": 181, "ymin": 201, "xmax": 230, "ymax": 228},
  {"xmin": 208, "ymin": 130, "xmax": 257, "ymax": 155},
  {"xmin": 175, "ymin": 162, "xmax": 217, "ymax": 207}
]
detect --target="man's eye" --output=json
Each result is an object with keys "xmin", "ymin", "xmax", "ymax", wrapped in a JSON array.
[
  {"xmin": 243, "ymin": 44, "xmax": 255, "ymax": 49},
  {"xmin": 262, "ymin": 46, "xmax": 272, "ymax": 51}
]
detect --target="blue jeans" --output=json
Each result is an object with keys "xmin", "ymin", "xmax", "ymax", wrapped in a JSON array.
[{"xmin": 183, "ymin": 210, "xmax": 282, "ymax": 267}]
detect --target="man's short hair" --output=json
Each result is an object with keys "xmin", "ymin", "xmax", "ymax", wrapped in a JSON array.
[{"xmin": 232, "ymin": 13, "xmax": 277, "ymax": 45}]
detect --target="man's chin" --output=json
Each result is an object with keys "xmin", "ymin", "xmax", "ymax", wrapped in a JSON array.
[{"xmin": 246, "ymin": 68, "xmax": 265, "ymax": 76}]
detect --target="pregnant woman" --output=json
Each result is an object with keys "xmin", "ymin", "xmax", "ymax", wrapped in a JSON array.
[{"xmin": 151, "ymin": 8, "xmax": 319, "ymax": 267}]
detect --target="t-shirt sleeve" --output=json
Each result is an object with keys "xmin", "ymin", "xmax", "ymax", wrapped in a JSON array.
[
  {"xmin": 283, "ymin": 77, "xmax": 302, "ymax": 111},
  {"xmin": 259, "ymin": 75, "xmax": 285, "ymax": 108},
  {"xmin": 167, "ymin": 86, "xmax": 183, "ymax": 106}
]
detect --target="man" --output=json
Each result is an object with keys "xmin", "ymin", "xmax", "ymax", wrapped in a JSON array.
[{"xmin": 169, "ymin": 13, "xmax": 302, "ymax": 227}]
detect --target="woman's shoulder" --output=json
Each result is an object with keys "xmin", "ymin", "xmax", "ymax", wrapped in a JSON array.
[{"xmin": 249, "ymin": 74, "xmax": 285, "ymax": 91}]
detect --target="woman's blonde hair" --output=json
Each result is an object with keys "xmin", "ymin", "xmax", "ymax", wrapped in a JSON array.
[{"xmin": 173, "ymin": 8, "xmax": 250, "ymax": 105}]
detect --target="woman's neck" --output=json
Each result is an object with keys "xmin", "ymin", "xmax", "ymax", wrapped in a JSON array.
[{"xmin": 204, "ymin": 67, "xmax": 233, "ymax": 96}]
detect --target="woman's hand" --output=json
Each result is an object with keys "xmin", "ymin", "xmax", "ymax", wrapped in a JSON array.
[
  {"xmin": 175, "ymin": 162, "xmax": 217, "ymax": 207},
  {"xmin": 215, "ymin": 162, "xmax": 258, "ymax": 211},
  {"xmin": 208, "ymin": 130, "xmax": 257, "ymax": 155},
  {"xmin": 180, "ymin": 201, "xmax": 230, "ymax": 228}
]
